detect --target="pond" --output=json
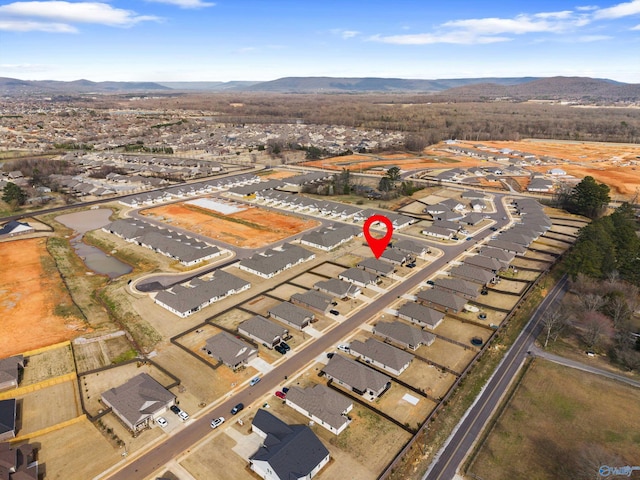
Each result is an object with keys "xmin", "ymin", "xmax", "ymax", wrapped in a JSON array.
[{"xmin": 55, "ymin": 209, "xmax": 132, "ymax": 279}]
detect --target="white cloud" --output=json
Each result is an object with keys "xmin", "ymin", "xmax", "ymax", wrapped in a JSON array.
[
  {"xmin": 632, "ymin": 23, "xmax": 640, "ymax": 28},
  {"xmin": 576, "ymin": 5, "xmax": 599, "ymax": 11},
  {"xmin": 0, "ymin": 1, "xmax": 160, "ymax": 32},
  {"xmin": 369, "ymin": 32, "xmax": 509, "ymax": 45},
  {"xmin": 594, "ymin": 0, "xmax": 640, "ymax": 19},
  {"xmin": 331, "ymin": 28, "xmax": 360, "ymax": 39},
  {"xmin": 443, "ymin": 12, "xmax": 590, "ymax": 35},
  {"xmin": 145, "ymin": 0, "xmax": 215, "ymax": 8},
  {"xmin": 578, "ymin": 34, "xmax": 613, "ymax": 41}
]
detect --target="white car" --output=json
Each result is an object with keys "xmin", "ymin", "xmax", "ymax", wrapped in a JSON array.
[
  {"xmin": 211, "ymin": 416, "xmax": 225, "ymax": 429},
  {"xmin": 178, "ymin": 410, "xmax": 190, "ymax": 421},
  {"xmin": 156, "ymin": 417, "xmax": 168, "ymax": 428},
  {"xmin": 337, "ymin": 344, "xmax": 350, "ymax": 353}
]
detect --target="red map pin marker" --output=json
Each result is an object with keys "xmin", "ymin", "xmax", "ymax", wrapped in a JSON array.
[{"xmin": 363, "ymin": 214, "xmax": 393, "ymax": 259}]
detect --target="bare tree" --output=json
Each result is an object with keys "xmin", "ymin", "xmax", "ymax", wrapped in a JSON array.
[
  {"xmin": 573, "ymin": 444, "xmax": 627, "ymax": 480},
  {"xmin": 605, "ymin": 270, "xmax": 620, "ymax": 289},
  {"xmin": 580, "ymin": 293, "xmax": 605, "ymax": 312},
  {"xmin": 582, "ymin": 311, "xmax": 611, "ymax": 349},
  {"xmin": 606, "ymin": 295, "xmax": 631, "ymax": 329},
  {"xmin": 542, "ymin": 307, "xmax": 570, "ymax": 348}
]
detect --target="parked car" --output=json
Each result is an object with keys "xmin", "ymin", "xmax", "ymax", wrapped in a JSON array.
[
  {"xmin": 282, "ymin": 387, "xmax": 289, "ymax": 394},
  {"xmin": 156, "ymin": 417, "xmax": 168, "ymax": 428},
  {"xmin": 275, "ymin": 344, "xmax": 287, "ymax": 355},
  {"xmin": 452, "ymin": 236, "xmax": 459, "ymax": 240},
  {"xmin": 231, "ymin": 403, "xmax": 244, "ymax": 415},
  {"xmin": 280, "ymin": 341, "xmax": 290, "ymax": 351},
  {"xmin": 466, "ymin": 237, "xmax": 473, "ymax": 241},
  {"xmin": 326, "ymin": 352, "xmax": 335, "ymax": 359},
  {"xmin": 210, "ymin": 417, "xmax": 225, "ymax": 429},
  {"xmin": 331, "ymin": 301, "xmax": 338, "ymax": 306},
  {"xmin": 170, "ymin": 405, "xmax": 181, "ymax": 415},
  {"xmin": 480, "ymin": 289, "xmax": 489, "ymax": 295},
  {"xmin": 178, "ymin": 410, "xmax": 189, "ymax": 421},
  {"xmin": 406, "ymin": 263, "xmax": 416, "ymax": 268},
  {"xmin": 337, "ymin": 344, "xmax": 350, "ymax": 353},
  {"xmin": 478, "ymin": 313, "xmax": 487, "ymax": 319},
  {"xmin": 329, "ymin": 309, "xmax": 340, "ymax": 316},
  {"xmin": 275, "ymin": 391, "xmax": 286, "ymax": 399},
  {"xmin": 489, "ymin": 227, "xmax": 498, "ymax": 231},
  {"xmin": 426, "ymin": 280, "xmax": 435, "ymax": 286},
  {"xmin": 249, "ymin": 376, "xmax": 261, "ymax": 386}
]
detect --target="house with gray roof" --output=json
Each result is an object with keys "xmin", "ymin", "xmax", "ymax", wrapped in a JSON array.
[
  {"xmin": 154, "ymin": 270, "xmax": 251, "ymax": 318},
  {"xmin": 463, "ymin": 255, "xmax": 507, "ymax": 273},
  {"xmin": 416, "ymin": 288, "xmax": 466, "ymax": 313},
  {"xmin": 322, "ymin": 354, "xmax": 391, "ymax": 399},
  {"xmin": 461, "ymin": 191, "xmax": 488, "ymax": 200},
  {"xmin": 433, "ymin": 220, "xmax": 461, "ymax": 232},
  {"xmin": 434, "ymin": 277, "xmax": 480, "ymax": 299},
  {"xmin": 249, "ymin": 409, "xmax": 330, "ymax": 480},
  {"xmin": 314, "ymin": 278, "xmax": 360, "ymax": 299},
  {"xmin": 349, "ymin": 338, "xmax": 414, "ymax": 376},
  {"xmin": 285, "ymin": 384, "xmax": 353, "ymax": 435},
  {"xmin": 379, "ymin": 248, "xmax": 407, "ymax": 266},
  {"xmin": 373, "ymin": 321, "xmax": 435, "ymax": 351},
  {"xmin": 300, "ymin": 224, "xmax": 359, "ymax": 251},
  {"xmin": 422, "ymin": 225, "xmax": 454, "ymax": 240},
  {"xmin": 0, "ymin": 220, "xmax": 34, "ymax": 238},
  {"xmin": 0, "ymin": 399, "xmax": 16, "ymax": 441},
  {"xmin": 101, "ymin": 373, "xmax": 175, "ymax": 432},
  {"xmin": 357, "ymin": 258, "xmax": 395, "ymax": 277},
  {"xmin": 338, "ymin": 267, "xmax": 378, "ymax": 288},
  {"xmin": 393, "ymin": 239, "xmax": 429, "ymax": 256},
  {"xmin": 449, "ymin": 265, "xmax": 495, "ymax": 285},
  {"xmin": 397, "ymin": 302, "xmax": 445, "ymax": 329},
  {"xmin": 268, "ymin": 302, "xmax": 315, "ymax": 330},
  {"xmin": 479, "ymin": 247, "xmax": 516, "ymax": 264},
  {"xmin": 486, "ymin": 239, "xmax": 527, "ymax": 255},
  {"xmin": 461, "ymin": 212, "xmax": 485, "ymax": 226},
  {"xmin": 497, "ymin": 231, "xmax": 533, "ymax": 246},
  {"xmin": 238, "ymin": 243, "xmax": 315, "ymax": 278},
  {"xmin": 0, "ymin": 441, "xmax": 38, "ymax": 479},
  {"xmin": 204, "ymin": 332, "xmax": 258, "ymax": 370},
  {"xmin": 291, "ymin": 290, "xmax": 333, "ymax": 314},
  {"xmin": 238, "ymin": 316, "xmax": 288, "ymax": 349},
  {"xmin": 0, "ymin": 356, "xmax": 23, "ymax": 391}
]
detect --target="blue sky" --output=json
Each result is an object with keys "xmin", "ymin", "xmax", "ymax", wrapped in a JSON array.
[{"xmin": 1, "ymin": 0, "xmax": 639, "ymax": 82}]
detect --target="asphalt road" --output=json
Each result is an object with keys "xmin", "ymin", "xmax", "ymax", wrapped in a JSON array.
[
  {"xmin": 423, "ymin": 274, "xmax": 570, "ymax": 480},
  {"xmin": 105, "ymin": 200, "xmax": 512, "ymax": 480}
]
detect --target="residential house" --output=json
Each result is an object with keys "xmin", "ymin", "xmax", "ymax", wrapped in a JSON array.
[
  {"xmin": 290, "ymin": 290, "xmax": 333, "ymax": 315},
  {"xmin": 0, "ymin": 400, "xmax": 16, "ymax": 441},
  {"xmin": 527, "ymin": 177, "xmax": 554, "ymax": 193},
  {"xmin": 357, "ymin": 258, "xmax": 395, "ymax": 277},
  {"xmin": 101, "ymin": 373, "xmax": 175, "ymax": 432},
  {"xmin": 486, "ymin": 239, "xmax": 527, "ymax": 255},
  {"xmin": 314, "ymin": 278, "xmax": 360, "ymax": 299},
  {"xmin": 300, "ymin": 224, "xmax": 359, "ymax": 251},
  {"xmin": 432, "ymin": 220, "xmax": 460, "ymax": 233},
  {"xmin": 268, "ymin": 302, "xmax": 315, "ymax": 330},
  {"xmin": 154, "ymin": 271, "xmax": 251, "ymax": 318},
  {"xmin": 285, "ymin": 384, "xmax": 353, "ymax": 435},
  {"xmin": 204, "ymin": 332, "xmax": 258, "ymax": 370},
  {"xmin": 379, "ymin": 248, "xmax": 407, "ymax": 266},
  {"xmin": 322, "ymin": 354, "xmax": 391, "ymax": 399},
  {"xmin": 449, "ymin": 265, "xmax": 495, "ymax": 285},
  {"xmin": 393, "ymin": 239, "xmax": 429, "ymax": 257},
  {"xmin": 421, "ymin": 226, "xmax": 454, "ymax": 240},
  {"xmin": 0, "ymin": 356, "xmax": 23, "ymax": 391},
  {"xmin": 349, "ymin": 338, "xmax": 414, "ymax": 376},
  {"xmin": 397, "ymin": 302, "xmax": 445, "ymax": 329},
  {"xmin": 0, "ymin": 442, "xmax": 38, "ymax": 479},
  {"xmin": 0, "ymin": 221, "xmax": 34, "ymax": 238},
  {"xmin": 497, "ymin": 231, "xmax": 534, "ymax": 247},
  {"xmin": 238, "ymin": 243, "xmax": 315, "ymax": 279},
  {"xmin": 479, "ymin": 247, "xmax": 516, "ymax": 264},
  {"xmin": 416, "ymin": 288, "xmax": 467, "ymax": 313},
  {"xmin": 469, "ymin": 199, "xmax": 486, "ymax": 212},
  {"xmin": 460, "ymin": 212, "xmax": 485, "ymax": 226},
  {"xmin": 238, "ymin": 316, "xmax": 288, "ymax": 349},
  {"xmin": 249, "ymin": 409, "xmax": 330, "ymax": 480},
  {"xmin": 547, "ymin": 168, "xmax": 566, "ymax": 175},
  {"xmin": 338, "ymin": 267, "xmax": 378, "ymax": 288},
  {"xmin": 433, "ymin": 278, "xmax": 480, "ymax": 299},
  {"xmin": 373, "ymin": 321, "xmax": 435, "ymax": 350},
  {"xmin": 463, "ymin": 255, "xmax": 507, "ymax": 273}
]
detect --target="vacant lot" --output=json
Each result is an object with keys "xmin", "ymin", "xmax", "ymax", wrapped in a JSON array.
[
  {"xmin": 399, "ymin": 361, "xmax": 457, "ymax": 400},
  {"xmin": 267, "ymin": 283, "xmax": 307, "ymax": 300},
  {"xmin": 469, "ymin": 360, "xmax": 640, "ymax": 479},
  {"xmin": 418, "ymin": 339, "xmax": 478, "ymax": 374},
  {"xmin": 72, "ymin": 334, "xmax": 135, "ymax": 373},
  {"xmin": 510, "ymin": 257, "xmax": 551, "ymax": 271},
  {"xmin": 289, "ymin": 272, "xmax": 328, "ymax": 289},
  {"xmin": 143, "ymin": 202, "xmax": 320, "ymax": 248},
  {"xmin": 435, "ymin": 318, "xmax": 493, "ymax": 345},
  {"xmin": 475, "ymin": 290, "xmax": 521, "ymax": 310},
  {"xmin": 373, "ymin": 382, "xmax": 437, "ymax": 428},
  {"xmin": 240, "ymin": 295, "xmax": 282, "ymax": 316},
  {"xmin": 208, "ymin": 308, "xmax": 254, "ymax": 331},
  {"xmin": 491, "ymin": 279, "xmax": 528, "ymax": 295},
  {"xmin": 21, "ymin": 344, "xmax": 75, "ymax": 385},
  {"xmin": 181, "ymin": 428, "xmax": 252, "ymax": 480},
  {"xmin": 311, "ymin": 263, "xmax": 345, "ymax": 278},
  {"xmin": 18, "ymin": 380, "xmax": 81, "ymax": 434},
  {"xmin": 0, "ymin": 238, "xmax": 88, "ymax": 357},
  {"xmin": 548, "ymin": 225, "xmax": 580, "ymax": 236}
]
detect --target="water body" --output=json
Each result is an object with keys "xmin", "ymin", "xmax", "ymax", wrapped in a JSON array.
[{"xmin": 55, "ymin": 209, "xmax": 132, "ymax": 279}]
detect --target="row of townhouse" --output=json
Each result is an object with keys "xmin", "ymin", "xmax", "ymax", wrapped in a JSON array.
[
  {"xmin": 238, "ymin": 243, "xmax": 316, "ymax": 279},
  {"xmin": 119, "ymin": 172, "xmax": 259, "ymax": 207},
  {"xmin": 103, "ymin": 218, "xmax": 222, "ymax": 266}
]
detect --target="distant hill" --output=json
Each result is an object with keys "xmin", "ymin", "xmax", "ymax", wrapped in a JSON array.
[
  {"xmin": 438, "ymin": 76, "xmax": 640, "ymax": 101},
  {"xmin": 0, "ymin": 77, "xmax": 171, "ymax": 95},
  {"xmin": 158, "ymin": 81, "xmax": 259, "ymax": 91}
]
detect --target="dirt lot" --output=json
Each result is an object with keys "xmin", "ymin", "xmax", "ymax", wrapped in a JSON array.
[
  {"xmin": 72, "ymin": 334, "xmax": 135, "ymax": 373},
  {"xmin": 33, "ymin": 418, "xmax": 119, "ymax": 480},
  {"xmin": 476, "ymin": 290, "xmax": 521, "ymax": 310},
  {"xmin": 289, "ymin": 272, "xmax": 328, "ymax": 289},
  {"xmin": 465, "ymin": 139, "xmax": 640, "ymax": 198},
  {"xmin": 372, "ymin": 382, "xmax": 437, "ymax": 428},
  {"xmin": 416, "ymin": 339, "xmax": 477, "ymax": 374},
  {"xmin": 181, "ymin": 428, "xmax": 252, "ymax": 480},
  {"xmin": 399, "ymin": 361, "xmax": 457, "ymax": 400},
  {"xmin": 311, "ymin": 263, "xmax": 347, "ymax": 278},
  {"xmin": 523, "ymin": 250, "xmax": 557, "ymax": 262},
  {"xmin": 533, "ymin": 237, "xmax": 573, "ymax": 251},
  {"xmin": 80, "ymin": 362, "xmax": 176, "ymax": 416},
  {"xmin": 511, "ymin": 257, "xmax": 552, "ymax": 271},
  {"xmin": 240, "ymin": 295, "xmax": 282, "ymax": 317},
  {"xmin": 503, "ymin": 269, "xmax": 541, "ymax": 282},
  {"xmin": 0, "ymin": 238, "xmax": 88, "ymax": 357},
  {"xmin": 267, "ymin": 283, "xmax": 307, "ymax": 300},
  {"xmin": 469, "ymin": 360, "xmax": 640, "ymax": 479},
  {"xmin": 21, "ymin": 344, "xmax": 75, "ymax": 385},
  {"xmin": 143, "ymin": 202, "xmax": 320, "ymax": 248},
  {"xmin": 455, "ymin": 309, "xmax": 507, "ymax": 328},
  {"xmin": 491, "ymin": 279, "xmax": 528, "ymax": 295},
  {"xmin": 18, "ymin": 380, "xmax": 81, "ymax": 434},
  {"xmin": 208, "ymin": 308, "xmax": 254, "ymax": 330},
  {"xmin": 435, "ymin": 318, "xmax": 494, "ymax": 346}
]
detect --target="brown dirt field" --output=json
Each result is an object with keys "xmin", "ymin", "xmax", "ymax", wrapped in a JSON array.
[
  {"xmin": 466, "ymin": 139, "xmax": 640, "ymax": 197},
  {"xmin": 435, "ymin": 318, "xmax": 493, "ymax": 345},
  {"xmin": 399, "ymin": 361, "xmax": 457, "ymax": 399},
  {"xmin": 22, "ymin": 345, "xmax": 75, "ymax": 385},
  {"xmin": 19, "ymin": 380, "xmax": 81, "ymax": 434},
  {"xmin": 416, "ymin": 339, "xmax": 477, "ymax": 374},
  {"xmin": 311, "ymin": 263, "xmax": 345, "ymax": 278},
  {"xmin": 0, "ymin": 238, "xmax": 88, "ymax": 358},
  {"xmin": 144, "ymin": 202, "xmax": 320, "ymax": 248},
  {"xmin": 256, "ymin": 170, "xmax": 298, "ymax": 180}
]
